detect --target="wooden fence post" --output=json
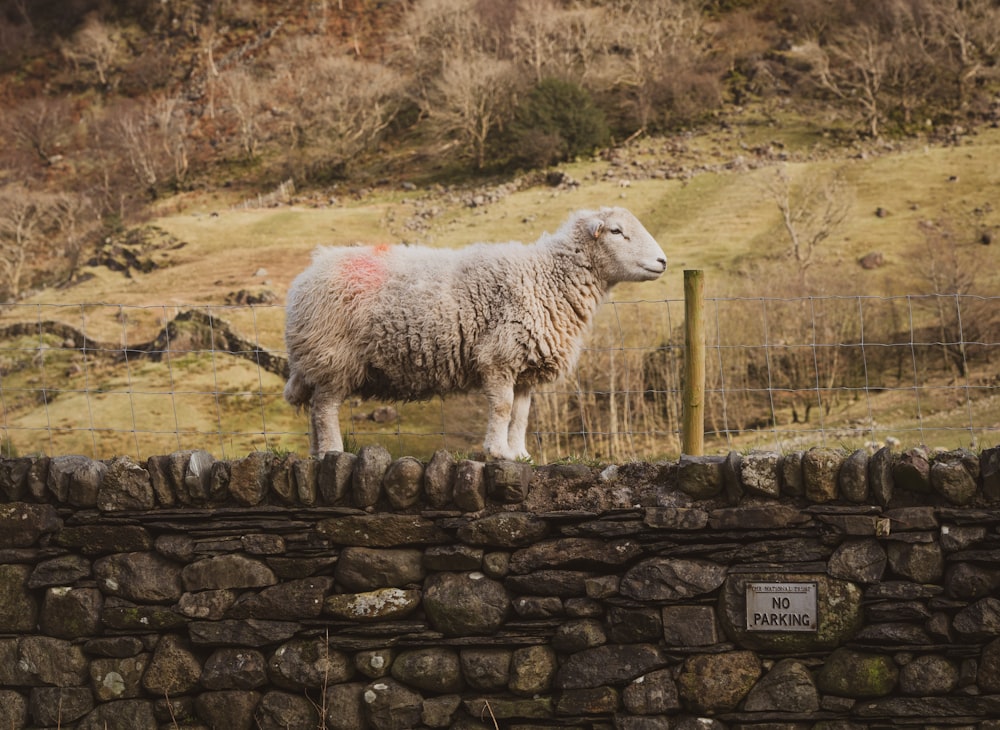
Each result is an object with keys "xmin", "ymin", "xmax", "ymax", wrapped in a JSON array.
[{"xmin": 682, "ymin": 270, "xmax": 705, "ymax": 455}]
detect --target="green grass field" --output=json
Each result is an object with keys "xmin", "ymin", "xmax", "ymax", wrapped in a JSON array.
[{"xmin": 3, "ymin": 121, "xmax": 999, "ymax": 461}]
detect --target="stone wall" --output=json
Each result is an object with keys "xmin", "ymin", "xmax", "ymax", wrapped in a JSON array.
[{"xmin": 0, "ymin": 444, "xmax": 999, "ymax": 729}]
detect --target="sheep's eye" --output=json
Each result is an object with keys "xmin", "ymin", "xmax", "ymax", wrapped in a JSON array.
[{"xmin": 609, "ymin": 226, "xmax": 622, "ymax": 236}]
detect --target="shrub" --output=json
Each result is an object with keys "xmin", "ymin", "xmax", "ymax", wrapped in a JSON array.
[{"xmin": 505, "ymin": 78, "xmax": 609, "ymax": 169}]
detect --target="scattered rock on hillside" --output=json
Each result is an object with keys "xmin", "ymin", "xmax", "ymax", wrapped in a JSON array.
[
  {"xmin": 87, "ymin": 226, "xmax": 186, "ymax": 277},
  {"xmin": 226, "ymin": 289, "xmax": 278, "ymax": 306},
  {"xmin": 859, "ymin": 251, "xmax": 885, "ymax": 269}
]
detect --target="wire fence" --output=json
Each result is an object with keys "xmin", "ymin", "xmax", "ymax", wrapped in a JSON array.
[{"xmin": 1, "ymin": 293, "xmax": 998, "ymax": 462}]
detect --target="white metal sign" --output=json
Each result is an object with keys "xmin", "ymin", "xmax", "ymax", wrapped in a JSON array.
[{"xmin": 746, "ymin": 582, "xmax": 818, "ymax": 632}]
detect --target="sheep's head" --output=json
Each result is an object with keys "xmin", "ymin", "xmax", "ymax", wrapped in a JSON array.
[{"xmin": 584, "ymin": 207, "xmax": 667, "ymax": 284}]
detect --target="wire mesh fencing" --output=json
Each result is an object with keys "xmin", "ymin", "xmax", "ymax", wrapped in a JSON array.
[{"xmin": 1, "ymin": 293, "xmax": 998, "ymax": 462}]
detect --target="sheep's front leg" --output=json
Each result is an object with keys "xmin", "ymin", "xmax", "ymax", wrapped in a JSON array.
[
  {"xmin": 507, "ymin": 385, "xmax": 532, "ymax": 461},
  {"xmin": 482, "ymin": 379, "xmax": 516, "ymax": 460},
  {"xmin": 310, "ymin": 385, "xmax": 344, "ymax": 456}
]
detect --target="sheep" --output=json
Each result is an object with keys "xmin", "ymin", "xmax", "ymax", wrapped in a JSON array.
[{"xmin": 283, "ymin": 206, "xmax": 667, "ymax": 460}]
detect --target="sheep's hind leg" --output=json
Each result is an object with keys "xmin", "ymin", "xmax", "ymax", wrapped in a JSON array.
[
  {"xmin": 310, "ymin": 385, "xmax": 344, "ymax": 456},
  {"xmin": 482, "ymin": 379, "xmax": 516, "ymax": 461},
  {"xmin": 507, "ymin": 385, "xmax": 532, "ymax": 461}
]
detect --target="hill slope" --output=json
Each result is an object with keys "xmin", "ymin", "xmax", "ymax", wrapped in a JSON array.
[{"xmin": 3, "ymin": 118, "xmax": 999, "ymax": 460}]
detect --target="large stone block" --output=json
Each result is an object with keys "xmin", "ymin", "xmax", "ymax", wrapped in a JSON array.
[
  {"xmin": 363, "ymin": 678, "xmax": 423, "ymax": 730},
  {"xmin": 391, "ymin": 648, "xmax": 464, "ymax": 693},
  {"xmin": 352, "ymin": 444, "xmax": 392, "ymax": 508},
  {"xmin": 268, "ymin": 638, "xmax": 354, "ymax": 691},
  {"xmin": 486, "ymin": 460, "xmax": 532, "ymax": 503},
  {"xmin": 229, "ymin": 451, "xmax": 272, "ymax": 506},
  {"xmin": 255, "ymin": 690, "xmax": 319, "ymax": 730},
  {"xmin": 620, "ymin": 557, "xmax": 726, "ymax": 601},
  {"xmin": 898, "ymin": 654, "xmax": 958, "ymax": 695},
  {"xmin": 743, "ymin": 658, "xmax": 819, "ymax": 712},
  {"xmin": 508, "ymin": 645, "xmax": 556, "ymax": 696},
  {"xmin": 423, "ymin": 572, "xmax": 509, "ymax": 636},
  {"xmin": 661, "ymin": 605, "xmax": 720, "ymax": 647},
  {"xmin": 816, "ymin": 647, "xmax": 898, "ymax": 697},
  {"xmin": 318, "ymin": 514, "xmax": 448, "ymax": 547},
  {"xmin": 460, "ymin": 648, "xmax": 511, "ymax": 691},
  {"xmin": 0, "ymin": 565, "xmax": 36, "ymax": 632},
  {"xmin": 201, "ymin": 648, "xmax": 268, "ymax": 690},
  {"xmin": 0, "ymin": 503, "xmax": 61, "ymax": 548},
  {"xmin": 334, "ymin": 547, "xmax": 425, "ymax": 591},
  {"xmin": 802, "ymin": 447, "xmax": 844, "ymax": 503},
  {"xmin": 39, "ymin": 586, "xmax": 101, "ymax": 638},
  {"xmin": 94, "ymin": 552, "xmax": 183, "ymax": 603},
  {"xmin": 325, "ymin": 588, "xmax": 421, "ymax": 622},
  {"xmin": 142, "ymin": 634, "xmax": 202, "ymax": 696},
  {"xmin": 383, "ymin": 456, "xmax": 424, "ymax": 509},
  {"xmin": 453, "ymin": 459, "xmax": 486, "ymax": 512},
  {"xmin": 458, "ymin": 512, "xmax": 549, "ymax": 548},
  {"xmin": 510, "ymin": 537, "xmax": 640, "ymax": 573},
  {"xmin": 227, "ymin": 576, "xmax": 332, "ymax": 620},
  {"xmin": 181, "ymin": 554, "xmax": 277, "ymax": 592},
  {"xmin": 676, "ymin": 454, "xmax": 725, "ymax": 499},
  {"xmin": 77, "ymin": 699, "xmax": 157, "ymax": 730},
  {"xmin": 676, "ymin": 651, "xmax": 761, "ymax": 714},
  {"xmin": 741, "ymin": 450, "xmax": 783, "ymax": 498},
  {"xmin": 195, "ymin": 691, "xmax": 261, "ymax": 730},
  {"xmin": 30, "ymin": 687, "xmax": 92, "ymax": 726},
  {"xmin": 47, "ymin": 454, "xmax": 106, "ymax": 506},
  {"xmin": 554, "ymin": 644, "xmax": 667, "ymax": 690},
  {"xmin": 423, "ymin": 449, "xmax": 455, "ymax": 507},
  {"xmin": 91, "ymin": 654, "xmax": 150, "ymax": 701},
  {"xmin": 99, "ymin": 455, "xmax": 154, "ymax": 511},
  {"xmin": 556, "ymin": 686, "xmax": 621, "ymax": 716},
  {"xmin": 622, "ymin": 669, "xmax": 679, "ymax": 714},
  {"xmin": 718, "ymin": 573, "xmax": 862, "ymax": 652},
  {"xmin": 828, "ymin": 539, "xmax": 887, "ymax": 584},
  {"xmin": 324, "ymin": 683, "xmax": 366, "ymax": 730}
]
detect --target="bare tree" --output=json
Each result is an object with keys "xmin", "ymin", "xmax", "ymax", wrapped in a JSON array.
[
  {"xmin": 112, "ymin": 103, "xmax": 162, "ymax": 198},
  {"xmin": 806, "ymin": 1, "xmax": 975, "ymax": 136},
  {"xmin": 508, "ymin": 1, "xmax": 605, "ymax": 86},
  {"xmin": 394, "ymin": 0, "xmax": 489, "ymax": 87},
  {"xmin": 219, "ymin": 68, "xmax": 267, "ymax": 161},
  {"xmin": 913, "ymin": 216, "xmax": 980, "ymax": 377},
  {"xmin": 0, "ymin": 96, "xmax": 73, "ymax": 167},
  {"xmin": 424, "ymin": 52, "xmax": 518, "ymax": 169},
  {"xmin": 80, "ymin": 107, "xmax": 129, "ymax": 220},
  {"xmin": 49, "ymin": 192, "xmax": 94, "ymax": 281},
  {"xmin": 272, "ymin": 39, "xmax": 403, "ymax": 173},
  {"xmin": 94, "ymin": 94, "xmax": 190, "ymax": 201},
  {"xmin": 199, "ymin": 17, "xmax": 222, "ymax": 119},
  {"xmin": 764, "ymin": 166, "xmax": 852, "ymax": 288},
  {"xmin": 933, "ymin": 0, "xmax": 1000, "ymax": 111},
  {"xmin": 149, "ymin": 95, "xmax": 192, "ymax": 187},
  {"xmin": 599, "ymin": 0, "xmax": 707, "ymax": 131},
  {"xmin": 509, "ymin": 0, "xmax": 561, "ymax": 84},
  {"xmin": 813, "ymin": 24, "xmax": 890, "ymax": 137},
  {"xmin": 59, "ymin": 14, "xmax": 123, "ymax": 88},
  {"xmin": 885, "ymin": 15, "xmax": 939, "ymax": 127},
  {"xmin": 0, "ymin": 185, "xmax": 59, "ymax": 299}
]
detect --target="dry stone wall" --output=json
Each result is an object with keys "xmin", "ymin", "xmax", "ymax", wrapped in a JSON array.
[{"xmin": 0, "ymin": 444, "xmax": 1000, "ymax": 729}]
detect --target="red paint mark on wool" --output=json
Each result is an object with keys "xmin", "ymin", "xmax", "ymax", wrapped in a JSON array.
[{"xmin": 340, "ymin": 244, "xmax": 390, "ymax": 296}]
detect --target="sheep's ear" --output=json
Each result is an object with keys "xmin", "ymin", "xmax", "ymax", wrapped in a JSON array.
[{"xmin": 587, "ymin": 218, "xmax": 605, "ymax": 239}]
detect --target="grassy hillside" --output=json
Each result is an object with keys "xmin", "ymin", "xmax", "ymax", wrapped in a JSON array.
[{"xmin": 3, "ymin": 119, "xmax": 999, "ymax": 461}]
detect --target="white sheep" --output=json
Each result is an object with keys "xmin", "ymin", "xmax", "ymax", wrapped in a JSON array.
[{"xmin": 284, "ymin": 206, "xmax": 667, "ymax": 460}]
